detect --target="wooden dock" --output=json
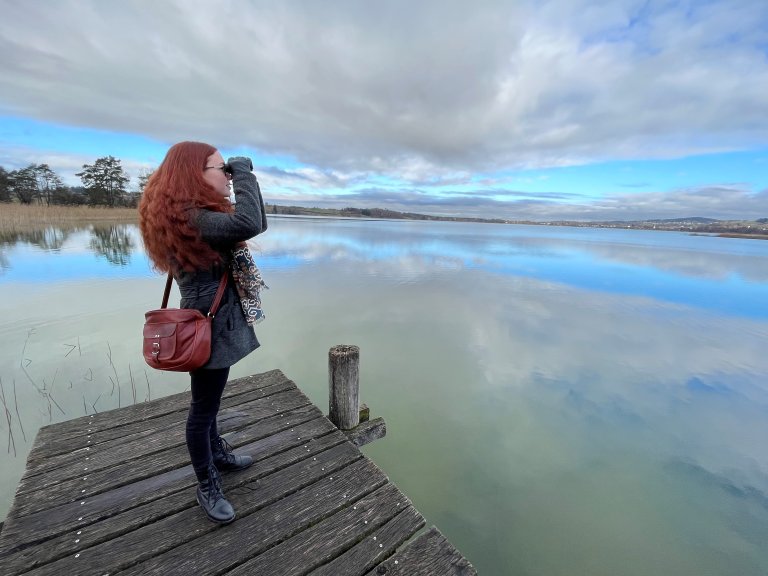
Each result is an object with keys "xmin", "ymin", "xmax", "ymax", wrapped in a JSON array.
[{"xmin": 0, "ymin": 369, "xmax": 477, "ymax": 575}]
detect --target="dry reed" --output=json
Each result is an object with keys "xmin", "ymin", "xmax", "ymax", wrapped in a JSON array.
[{"xmin": 0, "ymin": 204, "xmax": 138, "ymax": 233}]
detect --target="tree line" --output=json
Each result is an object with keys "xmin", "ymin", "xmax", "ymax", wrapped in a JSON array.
[{"xmin": 0, "ymin": 156, "xmax": 151, "ymax": 208}]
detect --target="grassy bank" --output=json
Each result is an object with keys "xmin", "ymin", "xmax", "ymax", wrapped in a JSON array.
[{"xmin": 0, "ymin": 204, "xmax": 138, "ymax": 233}]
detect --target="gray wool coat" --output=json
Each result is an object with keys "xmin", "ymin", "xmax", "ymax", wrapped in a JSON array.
[{"xmin": 175, "ymin": 170, "xmax": 268, "ymax": 370}]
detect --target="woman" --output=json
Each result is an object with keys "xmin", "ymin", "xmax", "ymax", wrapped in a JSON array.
[{"xmin": 139, "ymin": 141, "xmax": 268, "ymax": 524}]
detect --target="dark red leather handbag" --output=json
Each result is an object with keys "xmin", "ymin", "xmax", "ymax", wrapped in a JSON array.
[{"xmin": 143, "ymin": 272, "xmax": 228, "ymax": 372}]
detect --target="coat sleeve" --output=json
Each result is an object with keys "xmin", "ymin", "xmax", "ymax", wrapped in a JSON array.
[{"xmin": 195, "ymin": 172, "xmax": 267, "ymax": 248}]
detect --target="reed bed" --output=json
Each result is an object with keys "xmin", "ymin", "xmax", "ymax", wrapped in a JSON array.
[{"xmin": 0, "ymin": 204, "xmax": 138, "ymax": 233}]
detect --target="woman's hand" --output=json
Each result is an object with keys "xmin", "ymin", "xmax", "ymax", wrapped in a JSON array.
[{"xmin": 226, "ymin": 156, "xmax": 253, "ymax": 174}]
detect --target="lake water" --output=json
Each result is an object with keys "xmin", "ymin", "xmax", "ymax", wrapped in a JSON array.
[{"xmin": 1, "ymin": 217, "xmax": 767, "ymax": 575}]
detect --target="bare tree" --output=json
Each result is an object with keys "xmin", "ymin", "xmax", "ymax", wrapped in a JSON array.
[
  {"xmin": 137, "ymin": 167, "xmax": 155, "ymax": 193},
  {"xmin": 33, "ymin": 164, "xmax": 65, "ymax": 206}
]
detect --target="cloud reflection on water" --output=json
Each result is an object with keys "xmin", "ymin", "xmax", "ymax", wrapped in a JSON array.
[
  {"xmin": 256, "ymin": 218, "xmax": 768, "ymax": 318},
  {"xmin": 349, "ymin": 262, "xmax": 768, "ymax": 574},
  {"xmin": 4, "ymin": 219, "xmax": 768, "ymax": 308},
  {"xmin": 1, "ymin": 217, "xmax": 767, "ymax": 573},
  {"xmin": 257, "ymin": 242, "xmax": 768, "ymax": 574}
]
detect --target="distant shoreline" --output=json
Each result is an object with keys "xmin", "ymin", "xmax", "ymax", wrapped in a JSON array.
[
  {"xmin": 711, "ymin": 233, "xmax": 768, "ymax": 240},
  {"xmin": 2, "ymin": 203, "xmax": 767, "ymax": 239},
  {"xmin": 267, "ymin": 204, "xmax": 768, "ymax": 239}
]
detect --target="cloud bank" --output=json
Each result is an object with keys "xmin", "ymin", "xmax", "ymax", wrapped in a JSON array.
[{"xmin": 1, "ymin": 0, "xmax": 767, "ymax": 219}]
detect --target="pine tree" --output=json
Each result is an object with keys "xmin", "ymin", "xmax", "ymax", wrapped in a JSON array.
[{"xmin": 77, "ymin": 156, "xmax": 130, "ymax": 206}]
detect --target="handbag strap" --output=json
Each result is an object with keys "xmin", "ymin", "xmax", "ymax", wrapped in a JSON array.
[
  {"xmin": 161, "ymin": 271, "xmax": 229, "ymax": 317},
  {"xmin": 208, "ymin": 273, "xmax": 229, "ymax": 317},
  {"xmin": 161, "ymin": 273, "xmax": 174, "ymax": 308}
]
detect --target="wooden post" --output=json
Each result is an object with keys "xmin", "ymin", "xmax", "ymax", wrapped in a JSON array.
[{"xmin": 328, "ymin": 344, "xmax": 360, "ymax": 430}]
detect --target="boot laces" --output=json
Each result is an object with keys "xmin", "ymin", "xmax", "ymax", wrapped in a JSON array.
[
  {"xmin": 202, "ymin": 463, "xmax": 224, "ymax": 504},
  {"xmin": 214, "ymin": 436, "xmax": 237, "ymax": 464}
]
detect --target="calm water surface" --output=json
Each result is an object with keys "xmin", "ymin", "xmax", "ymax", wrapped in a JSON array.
[{"xmin": 1, "ymin": 217, "xmax": 767, "ymax": 575}]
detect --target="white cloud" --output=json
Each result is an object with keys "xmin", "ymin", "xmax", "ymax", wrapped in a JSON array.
[
  {"xmin": 259, "ymin": 180, "xmax": 768, "ymax": 222},
  {"xmin": 0, "ymin": 0, "xmax": 766, "ymax": 176},
  {"xmin": 1, "ymin": 0, "xmax": 768, "ymax": 219}
]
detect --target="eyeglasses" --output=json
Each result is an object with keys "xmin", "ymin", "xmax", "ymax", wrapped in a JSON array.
[{"xmin": 204, "ymin": 164, "xmax": 231, "ymax": 175}]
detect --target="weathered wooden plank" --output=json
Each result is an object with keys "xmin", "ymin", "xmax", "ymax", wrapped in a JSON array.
[
  {"xmin": 9, "ymin": 391, "xmax": 316, "ymax": 517},
  {"xmin": 18, "ymin": 408, "xmax": 243, "ymax": 493},
  {"xmin": 30, "ymin": 370, "xmax": 287, "ymax": 447},
  {"xmin": 0, "ymin": 429, "xmax": 349, "ymax": 573},
  {"xmin": 227, "ymin": 388, "xmax": 312, "ymax": 420},
  {"xmin": 8, "ymin": 409, "xmax": 321, "ymax": 524},
  {"xmin": 344, "ymin": 416, "xmax": 387, "ymax": 447},
  {"xmin": 307, "ymin": 505, "xmax": 425, "ymax": 576},
  {"xmin": 225, "ymin": 482, "xmax": 408, "ymax": 576},
  {"xmin": 1, "ymin": 367, "xmax": 477, "ymax": 576},
  {"xmin": 16, "ymin": 383, "xmax": 305, "ymax": 494},
  {"xmin": 0, "ymin": 413, "xmax": 338, "ymax": 554},
  {"xmin": 23, "ymin": 388, "xmax": 299, "ymax": 487},
  {"xmin": 10, "ymin": 445, "xmax": 192, "ymax": 520},
  {"xmin": 363, "ymin": 527, "xmax": 478, "ymax": 576},
  {"xmin": 22, "ymin": 372, "xmax": 291, "ymax": 487},
  {"xmin": 24, "ymin": 377, "xmax": 296, "ymax": 469},
  {"xmin": 0, "ymin": 463, "xmax": 191, "ymax": 559},
  {"xmin": 27, "ymin": 374, "xmax": 296, "ymax": 467},
  {"xmin": 114, "ymin": 457, "xmax": 387, "ymax": 576},
  {"xmin": 218, "ymin": 407, "xmax": 331, "ymax": 464}
]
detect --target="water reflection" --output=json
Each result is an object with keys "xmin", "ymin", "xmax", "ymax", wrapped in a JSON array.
[
  {"xmin": 586, "ymin": 239, "xmax": 768, "ymax": 283},
  {"xmin": 0, "ymin": 217, "xmax": 767, "ymax": 575},
  {"xmin": 89, "ymin": 225, "xmax": 134, "ymax": 266},
  {"xmin": 3, "ymin": 219, "xmax": 768, "ymax": 304},
  {"xmin": 258, "ymin": 219, "xmax": 768, "ymax": 282},
  {"xmin": 253, "ymin": 219, "xmax": 768, "ymax": 318},
  {"xmin": 0, "ymin": 223, "xmax": 141, "ymax": 276},
  {"xmin": 0, "ymin": 226, "xmax": 72, "ymax": 252}
]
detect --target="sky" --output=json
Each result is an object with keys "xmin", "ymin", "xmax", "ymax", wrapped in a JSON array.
[{"xmin": 1, "ymin": 0, "xmax": 767, "ymax": 221}]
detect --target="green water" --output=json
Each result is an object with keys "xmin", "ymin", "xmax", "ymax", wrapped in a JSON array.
[{"xmin": 1, "ymin": 217, "xmax": 767, "ymax": 575}]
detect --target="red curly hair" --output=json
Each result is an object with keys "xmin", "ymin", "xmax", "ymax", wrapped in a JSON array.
[{"xmin": 139, "ymin": 141, "xmax": 233, "ymax": 272}]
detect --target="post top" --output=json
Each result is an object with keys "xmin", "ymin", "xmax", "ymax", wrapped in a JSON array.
[{"xmin": 329, "ymin": 344, "xmax": 360, "ymax": 355}]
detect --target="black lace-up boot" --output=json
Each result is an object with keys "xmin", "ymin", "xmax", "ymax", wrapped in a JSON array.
[
  {"xmin": 211, "ymin": 436, "xmax": 253, "ymax": 472},
  {"xmin": 196, "ymin": 464, "xmax": 235, "ymax": 524}
]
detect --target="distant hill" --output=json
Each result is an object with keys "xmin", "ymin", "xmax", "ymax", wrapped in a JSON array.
[
  {"xmin": 602, "ymin": 217, "xmax": 719, "ymax": 225},
  {"xmin": 266, "ymin": 203, "xmax": 508, "ymax": 224},
  {"xmin": 644, "ymin": 217, "xmax": 719, "ymax": 224}
]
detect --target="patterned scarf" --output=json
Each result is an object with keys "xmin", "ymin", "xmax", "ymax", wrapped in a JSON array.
[{"xmin": 230, "ymin": 244, "xmax": 268, "ymax": 325}]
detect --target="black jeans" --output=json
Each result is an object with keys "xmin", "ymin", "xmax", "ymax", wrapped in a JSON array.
[{"xmin": 187, "ymin": 366, "xmax": 230, "ymax": 481}]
